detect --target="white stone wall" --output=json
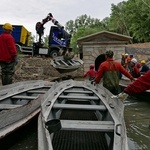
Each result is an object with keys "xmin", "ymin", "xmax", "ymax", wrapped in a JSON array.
[{"xmin": 83, "ymin": 44, "xmax": 126, "ymax": 72}]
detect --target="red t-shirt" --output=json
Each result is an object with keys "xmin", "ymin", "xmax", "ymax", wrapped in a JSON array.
[
  {"xmin": 0, "ymin": 32, "xmax": 17, "ymax": 62},
  {"xmin": 125, "ymin": 71, "xmax": 150, "ymax": 94}
]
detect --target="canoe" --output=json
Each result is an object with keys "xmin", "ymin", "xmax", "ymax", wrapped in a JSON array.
[
  {"xmin": 38, "ymin": 80, "xmax": 129, "ymax": 150},
  {"xmin": 119, "ymin": 76, "xmax": 150, "ymax": 101},
  {"xmin": 0, "ymin": 80, "xmax": 54, "ymax": 139},
  {"xmin": 50, "ymin": 57, "xmax": 83, "ymax": 73}
]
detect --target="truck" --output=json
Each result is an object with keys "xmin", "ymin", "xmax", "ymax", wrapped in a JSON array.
[
  {"xmin": 33, "ymin": 13, "xmax": 72, "ymax": 58},
  {"xmin": 0, "ymin": 13, "xmax": 72, "ymax": 58},
  {"xmin": 0, "ymin": 24, "xmax": 33, "ymax": 54},
  {"xmin": 0, "ymin": 25, "xmax": 31, "ymax": 46}
]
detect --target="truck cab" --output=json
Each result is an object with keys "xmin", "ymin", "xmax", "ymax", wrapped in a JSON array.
[{"xmin": 48, "ymin": 26, "xmax": 71, "ymax": 58}]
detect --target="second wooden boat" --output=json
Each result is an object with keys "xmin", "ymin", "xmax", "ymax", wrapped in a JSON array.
[
  {"xmin": 38, "ymin": 80, "xmax": 128, "ymax": 150},
  {"xmin": 0, "ymin": 80, "xmax": 54, "ymax": 139},
  {"xmin": 50, "ymin": 57, "xmax": 83, "ymax": 73}
]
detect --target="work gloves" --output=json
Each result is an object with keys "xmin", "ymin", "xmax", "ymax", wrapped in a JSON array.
[
  {"xmin": 111, "ymin": 91, "xmax": 129, "ymax": 101},
  {"xmin": 14, "ymin": 55, "xmax": 18, "ymax": 65},
  {"xmin": 117, "ymin": 92, "xmax": 128, "ymax": 101}
]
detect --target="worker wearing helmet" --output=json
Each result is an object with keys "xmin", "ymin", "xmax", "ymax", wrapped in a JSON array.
[
  {"xmin": 130, "ymin": 58, "xmax": 140, "ymax": 78},
  {"xmin": 0, "ymin": 23, "xmax": 18, "ymax": 85},
  {"xmin": 121, "ymin": 53, "xmax": 125, "ymax": 67},
  {"xmin": 140, "ymin": 60, "xmax": 149, "ymax": 74},
  {"xmin": 124, "ymin": 53, "xmax": 130, "ymax": 70},
  {"xmin": 95, "ymin": 50, "xmax": 134, "ymax": 95},
  {"xmin": 128, "ymin": 54, "xmax": 134, "ymax": 72},
  {"xmin": 84, "ymin": 64, "xmax": 97, "ymax": 81}
]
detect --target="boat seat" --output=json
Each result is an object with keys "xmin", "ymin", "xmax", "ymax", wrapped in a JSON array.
[
  {"xmin": 60, "ymin": 60, "xmax": 69, "ymax": 66},
  {"xmin": 68, "ymin": 61, "xmax": 74, "ymax": 66},
  {"xmin": 55, "ymin": 61, "xmax": 61, "ymax": 65},
  {"xmin": 61, "ymin": 120, "xmax": 114, "ymax": 132},
  {"xmin": 71, "ymin": 60, "xmax": 78, "ymax": 65},
  {"xmin": 0, "ymin": 104, "xmax": 22, "ymax": 110},
  {"xmin": 53, "ymin": 104, "xmax": 107, "ymax": 111},
  {"xmin": 63, "ymin": 90, "xmax": 93, "ymax": 94},
  {"xmin": 59, "ymin": 95, "xmax": 99, "ymax": 100},
  {"xmin": 11, "ymin": 95, "xmax": 38, "ymax": 100},
  {"xmin": 27, "ymin": 90, "xmax": 46, "ymax": 94}
]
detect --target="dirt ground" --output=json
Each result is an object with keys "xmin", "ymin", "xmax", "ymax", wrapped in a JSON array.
[{"xmin": 0, "ymin": 55, "xmax": 84, "ymax": 86}]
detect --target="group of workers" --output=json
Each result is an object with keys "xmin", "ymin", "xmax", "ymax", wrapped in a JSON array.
[
  {"xmin": 121, "ymin": 53, "xmax": 149, "ymax": 78},
  {"xmin": 84, "ymin": 50, "xmax": 150, "ymax": 101}
]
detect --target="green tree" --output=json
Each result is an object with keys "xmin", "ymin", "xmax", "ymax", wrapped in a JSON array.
[
  {"xmin": 108, "ymin": 2, "xmax": 130, "ymax": 36},
  {"xmin": 125, "ymin": 0, "xmax": 150, "ymax": 42},
  {"xmin": 109, "ymin": 0, "xmax": 150, "ymax": 42},
  {"xmin": 65, "ymin": 15, "xmax": 104, "ymax": 53},
  {"xmin": 65, "ymin": 14, "xmax": 102, "ymax": 35}
]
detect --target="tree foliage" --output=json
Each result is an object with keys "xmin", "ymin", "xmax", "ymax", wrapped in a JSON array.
[
  {"xmin": 65, "ymin": 14, "xmax": 105, "ymax": 53},
  {"xmin": 107, "ymin": 0, "xmax": 150, "ymax": 42}
]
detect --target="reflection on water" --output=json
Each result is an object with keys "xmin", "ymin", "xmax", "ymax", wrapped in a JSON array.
[
  {"xmin": 0, "ymin": 97, "xmax": 149, "ymax": 150},
  {"xmin": 124, "ymin": 97, "xmax": 150, "ymax": 150}
]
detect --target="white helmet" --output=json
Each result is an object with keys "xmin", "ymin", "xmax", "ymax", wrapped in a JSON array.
[{"xmin": 131, "ymin": 58, "xmax": 137, "ymax": 64}]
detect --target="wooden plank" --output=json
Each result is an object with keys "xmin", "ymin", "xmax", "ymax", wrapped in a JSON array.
[
  {"xmin": 53, "ymin": 104, "xmax": 107, "ymax": 111},
  {"xmin": 0, "ymin": 104, "xmax": 22, "ymax": 110},
  {"xmin": 27, "ymin": 90, "xmax": 46, "ymax": 94},
  {"xmin": 11, "ymin": 95, "xmax": 38, "ymax": 100},
  {"xmin": 60, "ymin": 60, "xmax": 69, "ymax": 66},
  {"xmin": 68, "ymin": 61, "xmax": 74, "ymax": 66},
  {"xmin": 59, "ymin": 95, "xmax": 99, "ymax": 100},
  {"xmin": 61, "ymin": 120, "xmax": 114, "ymax": 132},
  {"xmin": 64, "ymin": 90, "xmax": 93, "ymax": 94},
  {"xmin": 55, "ymin": 61, "xmax": 61, "ymax": 65}
]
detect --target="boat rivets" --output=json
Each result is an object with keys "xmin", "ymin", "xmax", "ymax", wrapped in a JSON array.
[{"xmin": 46, "ymin": 101, "xmax": 51, "ymax": 106}]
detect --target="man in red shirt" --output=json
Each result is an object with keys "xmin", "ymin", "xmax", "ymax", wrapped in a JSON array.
[
  {"xmin": 118, "ymin": 71, "xmax": 150, "ymax": 100},
  {"xmin": 95, "ymin": 50, "xmax": 134, "ymax": 95},
  {"xmin": 0, "ymin": 23, "xmax": 18, "ymax": 85},
  {"xmin": 129, "ymin": 58, "xmax": 141, "ymax": 78},
  {"xmin": 84, "ymin": 64, "xmax": 97, "ymax": 81}
]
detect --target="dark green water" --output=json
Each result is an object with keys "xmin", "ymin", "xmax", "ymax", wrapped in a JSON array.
[
  {"xmin": 0, "ymin": 97, "xmax": 149, "ymax": 150},
  {"xmin": 124, "ymin": 97, "xmax": 150, "ymax": 150}
]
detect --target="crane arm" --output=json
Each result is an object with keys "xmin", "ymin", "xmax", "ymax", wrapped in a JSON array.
[{"xmin": 35, "ymin": 13, "xmax": 65, "ymax": 45}]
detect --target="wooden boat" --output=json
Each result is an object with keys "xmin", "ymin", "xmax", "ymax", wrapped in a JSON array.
[
  {"xmin": 38, "ymin": 80, "xmax": 129, "ymax": 150},
  {"xmin": 119, "ymin": 76, "xmax": 150, "ymax": 101},
  {"xmin": 0, "ymin": 80, "xmax": 54, "ymax": 139},
  {"xmin": 50, "ymin": 57, "xmax": 83, "ymax": 73}
]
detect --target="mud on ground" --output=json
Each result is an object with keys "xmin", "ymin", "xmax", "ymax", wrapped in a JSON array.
[{"xmin": 0, "ymin": 56, "xmax": 84, "ymax": 85}]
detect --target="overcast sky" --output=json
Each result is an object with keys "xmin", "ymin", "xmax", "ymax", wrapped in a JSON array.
[{"xmin": 1, "ymin": 0, "xmax": 127, "ymax": 36}]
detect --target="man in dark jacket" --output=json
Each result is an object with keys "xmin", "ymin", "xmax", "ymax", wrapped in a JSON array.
[{"xmin": 0, "ymin": 23, "xmax": 18, "ymax": 85}]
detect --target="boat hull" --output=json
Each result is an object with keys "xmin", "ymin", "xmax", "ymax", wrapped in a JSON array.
[
  {"xmin": 0, "ymin": 80, "xmax": 54, "ymax": 139},
  {"xmin": 38, "ymin": 80, "xmax": 129, "ymax": 150}
]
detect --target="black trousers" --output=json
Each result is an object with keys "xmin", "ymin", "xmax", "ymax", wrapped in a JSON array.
[{"xmin": 0, "ymin": 62, "xmax": 15, "ymax": 85}]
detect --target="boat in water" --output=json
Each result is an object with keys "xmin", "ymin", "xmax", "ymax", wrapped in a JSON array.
[
  {"xmin": 119, "ymin": 76, "xmax": 150, "ymax": 101},
  {"xmin": 0, "ymin": 80, "xmax": 54, "ymax": 139},
  {"xmin": 38, "ymin": 80, "xmax": 128, "ymax": 150},
  {"xmin": 50, "ymin": 57, "xmax": 83, "ymax": 73}
]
